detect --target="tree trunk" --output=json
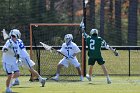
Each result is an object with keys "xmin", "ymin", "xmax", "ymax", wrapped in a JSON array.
[
  {"xmin": 128, "ymin": 0, "xmax": 138, "ymax": 46},
  {"xmin": 100, "ymin": 0, "xmax": 105, "ymax": 38},
  {"xmin": 115, "ymin": 0, "xmax": 122, "ymax": 45}
]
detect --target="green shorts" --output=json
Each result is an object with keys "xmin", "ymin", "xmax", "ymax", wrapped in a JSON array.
[{"xmin": 88, "ymin": 57, "xmax": 105, "ymax": 65}]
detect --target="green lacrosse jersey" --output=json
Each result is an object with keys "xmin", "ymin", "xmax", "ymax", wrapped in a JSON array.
[{"xmin": 86, "ymin": 35, "xmax": 103, "ymax": 58}]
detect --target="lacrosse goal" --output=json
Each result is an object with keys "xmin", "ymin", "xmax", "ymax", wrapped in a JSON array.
[{"xmin": 29, "ymin": 23, "xmax": 85, "ymax": 81}]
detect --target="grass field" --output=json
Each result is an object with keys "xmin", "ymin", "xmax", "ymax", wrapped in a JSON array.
[
  {"xmin": 0, "ymin": 50, "xmax": 140, "ymax": 93},
  {"xmin": 0, "ymin": 76, "xmax": 140, "ymax": 93}
]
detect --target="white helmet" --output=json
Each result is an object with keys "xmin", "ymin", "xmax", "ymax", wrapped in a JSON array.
[
  {"xmin": 90, "ymin": 29, "xmax": 98, "ymax": 35},
  {"xmin": 9, "ymin": 29, "xmax": 21, "ymax": 39},
  {"xmin": 64, "ymin": 34, "xmax": 73, "ymax": 45}
]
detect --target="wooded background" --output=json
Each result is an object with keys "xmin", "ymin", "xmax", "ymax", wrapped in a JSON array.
[{"xmin": 0, "ymin": 0, "xmax": 140, "ymax": 46}]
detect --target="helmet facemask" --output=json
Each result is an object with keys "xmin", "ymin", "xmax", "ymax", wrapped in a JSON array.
[
  {"xmin": 9, "ymin": 29, "xmax": 21, "ymax": 39},
  {"xmin": 64, "ymin": 34, "xmax": 73, "ymax": 45},
  {"xmin": 90, "ymin": 29, "xmax": 98, "ymax": 36}
]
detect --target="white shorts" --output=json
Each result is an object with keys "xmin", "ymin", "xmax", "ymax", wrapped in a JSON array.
[
  {"xmin": 3, "ymin": 62, "xmax": 19, "ymax": 74},
  {"xmin": 58, "ymin": 57, "xmax": 80, "ymax": 68},
  {"xmin": 21, "ymin": 56, "xmax": 35, "ymax": 69}
]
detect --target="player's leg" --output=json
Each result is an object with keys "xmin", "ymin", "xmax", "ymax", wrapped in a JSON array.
[
  {"xmin": 10, "ymin": 65, "xmax": 20, "ymax": 87},
  {"xmin": 101, "ymin": 64, "xmax": 111, "ymax": 84},
  {"xmin": 23, "ymin": 57, "xmax": 46, "ymax": 87},
  {"xmin": 86, "ymin": 58, "xmax": 95, "ymax": 81},
  {"xmin": 52, "ymin": 58, "xmax": 68, "ymax": 81},
  {"xmin": 3, "ymin": 63, "xmax": 13, "ymax": 92},
  {"xmin": 52, "ymin": 64, "xmax": 64, "ymax": 81},
  {"xmin": 76, "ymin": 66, "xmax": 84, "ymax": 81},
  {"xmin": 4, "ymin": 63, "xmax": 20, "ymax": 92},
  {"xmin": 97, "ymin": 58, "xmax": 111, "ymax": 84},
  {"xmin": 29, "ymin": 68, "xmax": 46, "ymax": 86},
  {"xmin": 86, "ymin": 65, "xmax": 93, "ymax": 81},
  {"xmin": 29, "ymin": 73, "xmax": 39, "ymax": 82},
  {"xmin": 6, "ymin": 74, "xmax": 13, "ymax": 92},
  {"xmin": 70, "ymin": 58, "xmax": 83, "ymax": 81},
  {"xmin": 11, "ymin": 77, "xmax": 20, "ymax": 86}
]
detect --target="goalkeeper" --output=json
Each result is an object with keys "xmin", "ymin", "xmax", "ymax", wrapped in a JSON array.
[
  {"xmin": 82, "ymin": 28, "xmax": 119, "ymax": 84},
  {"xmin": 52, "ymin": 34, "xmax": 83, "ymax": 81}
]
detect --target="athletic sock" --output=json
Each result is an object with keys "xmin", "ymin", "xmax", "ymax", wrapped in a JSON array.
[
  {"xmin": 15, "ymin": 78, "xmax": 19, "ymax": 81},
  {"xmin": 38, "ymin": 76, "xmax": 43, "ymax": 83},
  {"xmin": 56, "ymin": 73, "xmax": 59, "ymax": 78},
  {"xmin": 106, "ymin": 75, "xmax": 110, "ymax": 80}
]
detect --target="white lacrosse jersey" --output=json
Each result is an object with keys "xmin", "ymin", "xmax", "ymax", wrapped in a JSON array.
[
  {"xmin": 59, "ymin": 42, "xmax": 81, "ymax": 57},
  {"xmin": 2, "ymin": 39, "xmax": 20, "ymax": 65},
  {"xmin": 17, "ymin": 39, "xmax": 29, "ymax": 58}
]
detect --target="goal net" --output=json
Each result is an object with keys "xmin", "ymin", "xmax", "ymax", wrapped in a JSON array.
[{"xmin": 29, "ymin": 23, "xmax": 84, "ymax": 81}]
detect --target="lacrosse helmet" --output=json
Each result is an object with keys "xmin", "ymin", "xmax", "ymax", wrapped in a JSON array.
[
  {"xmin": 90, "ymin": 29, "xmax": 98, "ymax": 35},
  {"xmin": 64, "ymin": 34, "xmax": 73, "ymax": 45},
  {"xmin": 9, "ymin": 29, "xmax": 21, "ymax": 39}
]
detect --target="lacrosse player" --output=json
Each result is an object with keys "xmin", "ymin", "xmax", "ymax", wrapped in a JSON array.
[
  {"xmin": 83, "ymin": 29, "xmax": 119, "ymax": 84},
  {"xmin": 2, "ymin": 29, "xmax": 21, "ymax": 93},
  {"xmin": 52, "ymin": 34, "xmax": 83, "ymax": 81},
  {"xmin": 10, "ymin": 29, "xmax": 46, "ymax": 87}
]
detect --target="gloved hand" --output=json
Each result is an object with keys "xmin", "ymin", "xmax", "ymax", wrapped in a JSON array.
[
  {"xmin": 16, "ymin": 54, "xmax": 20, "ymax": 59},
  {"xmin": 3, "ymin": 48, "xmax": 8, "ymax": 52},
  {"xmin": 113, "ymin": 49, "xmax": 119, "ymax": 56},
  {"xmin": 16, "ymin": 58, "xmax": 23, "ymax": 67}
]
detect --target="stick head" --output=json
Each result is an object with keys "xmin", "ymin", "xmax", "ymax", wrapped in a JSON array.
[
  {"xmin": 1, "ymin": 29, "xmax": 9, "ymax": 40},
  {"xmin": 40, "ymin": 42, "xmax": 52, "ymax": 52},
  {"xmin": 113, "ymin": 49, "xmax": 119, "ymax": 56}
]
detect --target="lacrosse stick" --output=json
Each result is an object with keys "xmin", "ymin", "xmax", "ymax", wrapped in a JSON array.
[
  {"xmin": 80, "ymin": 17, "xmax": 88, "ymax": 39},
  {"xmin": 80, "ymin": 17, "xmax": 85, "ymax": 33},
  {"xmin": 104, "ymin": 43, "xmax": 119, "ymax": 56},
  {"xmin": 110, "ymin": 47, "xmax": 119, "ymax": 56},
  {"xmin": 40, "ymin": 42, "xmax": 68, "ymax": 58},
  {"xmin": 1, "ymin": 29, "xmax": 9, "ymax": 40}
]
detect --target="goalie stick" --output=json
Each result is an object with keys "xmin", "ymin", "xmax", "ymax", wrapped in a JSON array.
[{"xmin": 40, "ymin": 42, "xmax": 68, "ymax": 58}]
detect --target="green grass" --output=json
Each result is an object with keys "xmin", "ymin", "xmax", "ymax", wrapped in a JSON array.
[
  {"xmin": 0, "ymin": 50, "xmax": 140, "ymax": 75},
  {"xmin": 0, "ymin": 50, "xmax": 140, "ymax": 93},
  {"xmin": 0, "ymin": 76, "xmax": 140, "ymax": 93}
]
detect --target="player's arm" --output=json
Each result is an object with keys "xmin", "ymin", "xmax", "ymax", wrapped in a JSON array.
[
  {"xmin": 102, "ymin": 40, "xmax": 119, "ymax": 56},
  {"xmin": 2, "ymin": 40, "xmax": 11, "ymax": 52},
  {"xmin": 79, "ymin": 18, "xmax": 89, "ymax": 39}
]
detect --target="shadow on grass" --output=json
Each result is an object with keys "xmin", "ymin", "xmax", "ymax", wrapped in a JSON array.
[
  {"xmin": 2, "ymin": 92, "xmax": 19, "ymax": 93},
  {"xmin": 12, "ymin": 86, "xmax": 31, "ymax": 88},
  {"xmin": 87, "ymin": 82, "xmax": 107, "ymax": 85}
]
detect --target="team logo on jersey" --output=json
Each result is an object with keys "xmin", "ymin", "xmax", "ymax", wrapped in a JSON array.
[{"xmin": 65, "ymin": 47, "xmax": 72, "ymax": 49}]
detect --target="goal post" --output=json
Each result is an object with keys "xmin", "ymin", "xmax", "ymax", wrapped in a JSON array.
[{"xmin": 29, "ymin": 23, "xmax": 86, "ymax": 80}]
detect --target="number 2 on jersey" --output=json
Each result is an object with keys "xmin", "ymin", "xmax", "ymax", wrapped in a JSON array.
[{"xmin": 90, "ymin": 39, "xmax": 95, "ymax": 50}]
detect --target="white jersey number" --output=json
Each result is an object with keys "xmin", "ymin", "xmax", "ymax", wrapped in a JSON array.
[{"xmin": 90, "ymin": 39, "xmax": 95, "ymax": 50}]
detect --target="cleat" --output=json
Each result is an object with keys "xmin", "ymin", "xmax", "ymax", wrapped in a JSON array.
[
  {"xmin": 6, "ymin": 88, "xmax": 12, "ymax": 93},
  {"xmin": 41, "ymin": 78, "xmax": 46, "ymax": 87},
  {"xmin": 86, "ymin": 74, "xmax": 91, "ymax": 81},
  {"xmin": 107, "ymin": 78, "xmax": 111, "ymax": 84},
  {"xmin": 51, "ymin": 76, "xmax": 59, "ymax": 81}
]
